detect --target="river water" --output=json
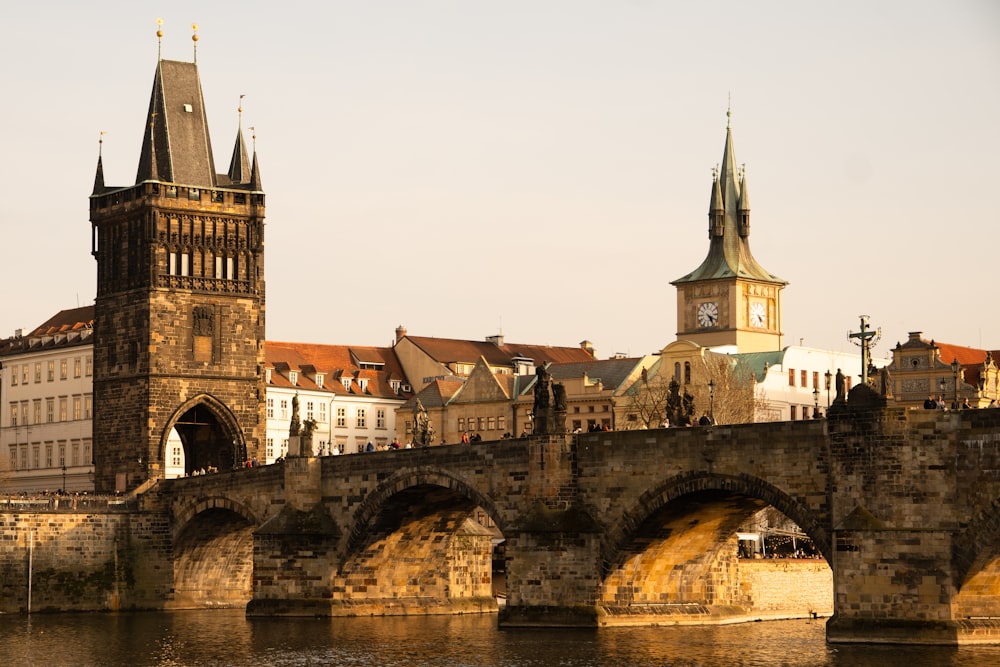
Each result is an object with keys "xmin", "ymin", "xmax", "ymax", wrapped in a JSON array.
[{"xmin": 2, "ymin": 610, "xmax": 999, "ymax": 666}]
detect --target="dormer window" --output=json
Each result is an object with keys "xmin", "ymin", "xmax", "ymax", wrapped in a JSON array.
[
  {"xmin": 289, "ymin": 371, "xmax": 298, "ymax": 386},
  {"xmin": 341, "ymin": 377, "xmax": 352, "ymax": 390},
  {"xmin": 389, "ymin": 379, "xmax": 400, "ymax": 394},
  {"xmin": 358, "ymin": 378, "xmax": 369, "ymax": 392},
  {"xmin": 316, "ymin": 373, "xmax": 325, "ymax": 388},
  {"xmin": 265, "ymin": 368, "xmax": 272, "ymax": 383}
]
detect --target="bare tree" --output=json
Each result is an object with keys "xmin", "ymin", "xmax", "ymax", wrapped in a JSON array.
[
  {"xmin": 700, "ymin": 353, "xmax": 765, "ymax": 425},
  {"xmin": 618, "ymin": 367, "xmax": 675, "ymax": 429}
]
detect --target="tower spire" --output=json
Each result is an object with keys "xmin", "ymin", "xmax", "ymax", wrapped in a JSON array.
[
  {"xmin": 192, "ymin": 23, "xmax": 198, "ymax": 64},
  {"xmin": 672, "ymin": 108, "xmax": 785, "ymax": 286}
]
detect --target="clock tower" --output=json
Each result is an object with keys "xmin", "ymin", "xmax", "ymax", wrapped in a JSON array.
[
  {"xmin": 89, "ymin": 28, "xmax": 266, "ymax": 492},
  {"xmin": 671, "ymin": 110, "xmax": 787, "ymax": 353}
]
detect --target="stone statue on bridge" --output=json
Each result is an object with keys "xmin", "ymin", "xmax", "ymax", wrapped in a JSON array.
[
  {"xmin": 533, "ymin": 365, "xmax": 551, "ymax": 435},
  {"xmin": 551, "ymin": 382, "xmax": 567, "ymax": 434},
  {"xmin": 413, "ymin": 399, "xmax": 433, "ymax": 447}
]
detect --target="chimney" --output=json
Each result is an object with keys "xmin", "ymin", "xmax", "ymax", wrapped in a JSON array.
[
  {"xmin": 486, "ymin": 334, "xmax": 504, "ymax": 347},
  {"xmin": 395, "ymin": 325, "xmax": 407, "ymax": 344},
  {"xmin": 580, "ymin": 340, "xmax": 595, "ymax": 358}
]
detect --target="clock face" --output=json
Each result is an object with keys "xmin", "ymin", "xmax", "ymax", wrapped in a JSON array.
[
  {"xmin": 697, "ymin": 301, "xmax": 719, "ymax": 328},
  {"xmin": 750, "ymin": 302, "xmax": 767, "ymax": 328}
]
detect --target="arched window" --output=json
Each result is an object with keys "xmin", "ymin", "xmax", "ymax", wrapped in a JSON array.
[
  {"xmin": 684, "ymin": 361, "xmax": 691, "ymax": 385},
  {"xmin": 674, "ymin": 362, "xmax": 681, "ymax": 381}
]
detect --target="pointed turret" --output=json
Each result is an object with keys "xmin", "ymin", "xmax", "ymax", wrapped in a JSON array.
[
  {"xmin": 709, "ymin": 168, "xmax": 724, "ymax": 238},
  {"xmin": 738, "ymin": 169, "xmax": 750, "ymax": 238},
  {"xmin": 249, "ymin": 147, "xmax": 263, "ymax": 192},
  {"xmin": 92, "ymin": 154, "xmax": 105, "ymax": 195},
  {"xmin": 227, "ymin": 125, "xmax": 251, "ymax": 184}
]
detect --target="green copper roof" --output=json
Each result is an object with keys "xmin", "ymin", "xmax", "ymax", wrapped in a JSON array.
[{"xmin": 672, "ymin": 111, "xmax": 786, "ymax": 286}]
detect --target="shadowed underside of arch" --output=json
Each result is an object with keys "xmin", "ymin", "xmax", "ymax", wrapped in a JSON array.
[
  {"xmin": 335, "ymin": 473, "xmax": 503, "ymax": 615},
  {"xmin": 602, "ymin": 472, "xmax": 832, "ymax": 575},
  {"xmin": 169, "ymin": 502, "xmax": 257, "ymax": 609},
  {"xmin": 597, "ymin": 474, "xmax": 832, "ymax": 622},
  {"xmin": 952, "ymin": 500, "xmax": 1000, "ymax": 620}
]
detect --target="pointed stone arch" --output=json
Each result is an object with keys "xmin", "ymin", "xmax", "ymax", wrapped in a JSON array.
[{"xmin": 161, "ymin": 393, "xmax": 245, "ymax": 476}]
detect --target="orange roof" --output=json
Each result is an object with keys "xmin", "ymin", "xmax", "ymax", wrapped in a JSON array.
[{"xmin": 264, "ymin": 341, "xmax": 411, "ymax": 399}]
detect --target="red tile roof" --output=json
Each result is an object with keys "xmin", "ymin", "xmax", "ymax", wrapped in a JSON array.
[{"xmin": 264, "ymin": 341, "xmax": 411, "ymax": 399}]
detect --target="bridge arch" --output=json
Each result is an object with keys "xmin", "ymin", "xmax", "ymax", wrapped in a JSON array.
[
  {"xmin": 335, "ymin": 466, "xmax": 504, "ymax": 611},
  {"xmin": 603, "ymin": 471, "xmax": 832, "ymax": 570},
  {"xmin": 168, "ymin": 496, "xmax": 260, "ymax": 609},
  {"xmin": 161, "ymin": 393, "xmax": 245, "ymax": 476},
  {"xmin": 347, "ymin": 466, "xmax": 507, "ymax": 553},
  {"xmin": 951, "ymin": 498, "xmax": 1000, "ymax": 619},
  {"xmin": 596, "ymin": 471, "xmax": 832, "ymax": 613}
]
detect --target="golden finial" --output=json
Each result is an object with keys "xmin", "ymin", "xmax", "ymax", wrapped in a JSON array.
[
  {"xmin": 192, "ymin": 23, "xmax": 199, "ymax": 62},
  {"xmin": 99, "ymin": 130, "xmax": 106, "ymax": 157},
  {"xmin": 249, "ymin": 126, "xmax": 257, "ymax": 151},
  {"xmin": 156, "ymin": 18, "xmax": 164, "ymax": 60}
]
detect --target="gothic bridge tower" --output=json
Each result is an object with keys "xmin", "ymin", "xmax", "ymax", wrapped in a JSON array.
[
  {"xmin": 671, "ymin": 109, "xmax": 787, "ymax": 353},
  {"xmin": 90, "ymin": 27, "xmax": 265, "ymax": 492}
]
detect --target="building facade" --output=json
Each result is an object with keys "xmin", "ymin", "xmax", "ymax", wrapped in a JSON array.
[
  {"xmin": 264, "ymin": 341, "xmax": 413, "ymax": 458},
  {"xmin": 0, "ymin": 308, "xmax": 95, "ymax": 493},
  {"xmin": 89, "ymin": 36, "xmax": 266, "ymax": 492},
  {"xmin": 884, "ymin": 332, "xmax": 999, "ymax": 409}
]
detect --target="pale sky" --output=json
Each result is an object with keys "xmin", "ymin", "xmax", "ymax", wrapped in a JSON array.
[{"xmin": 2, "ymin": 1, "xmax": 998, "ymax": 360}]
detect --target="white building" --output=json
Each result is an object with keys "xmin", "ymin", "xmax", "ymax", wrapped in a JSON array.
[
  {"xmin": 734, "ymin": 346, "xmax": 890, "ymax": 422},
  {"xmin": 0, "ymin": 307, "xmax": 95, "ymax": 494},
  {"xmin": 263, "ymin": 341, "xmax": 413, "ymax": 459}
]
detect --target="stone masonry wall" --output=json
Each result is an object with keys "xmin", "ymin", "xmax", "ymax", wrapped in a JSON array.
[
  {"xmin": 0, "ymin": 510, "xmax": 172, "ymax": 613},
  {"xmin": 739, "ymin": 559, "xmax": 833, "ymax": 616}
]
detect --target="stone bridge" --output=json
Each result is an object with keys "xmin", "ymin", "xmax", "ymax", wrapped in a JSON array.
[{"xmin": 7, "ymin": 406, "xmax": 1000, "ymax": 645}]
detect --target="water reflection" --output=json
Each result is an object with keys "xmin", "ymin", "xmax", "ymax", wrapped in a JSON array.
[{"xmin": 3, "ymin": 611, "xmax": 1000, "ymax": 667}]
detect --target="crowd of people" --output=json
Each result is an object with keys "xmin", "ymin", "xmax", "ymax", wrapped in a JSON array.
[{"xmin": 923, "ymin": 395, "xmax": 1000, "ymax": 411}]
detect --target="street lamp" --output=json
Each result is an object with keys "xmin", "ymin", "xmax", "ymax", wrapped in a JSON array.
[
  {"xmin": 824, "ymin": 370, "xmax": 832, "ymax": 408},
  {"xmin": 952, "ymin": 358, "xmax": 961, "ymax": 409},
  {"xmin": 813, "ymin": 387, "xmax": 820, "ymax": 418},
  {"xmin": 708, "ymin": 379, "xmax": 715, "ymax": 423}
]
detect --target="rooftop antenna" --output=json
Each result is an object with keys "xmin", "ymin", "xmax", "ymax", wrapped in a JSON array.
[
  {"xmin": 156, "ymin": 18, "xmax": 163, "ymax": 60},
  {"xmin": 192, "ymin": 23, "xmax": 199, "ymax": 63}
]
